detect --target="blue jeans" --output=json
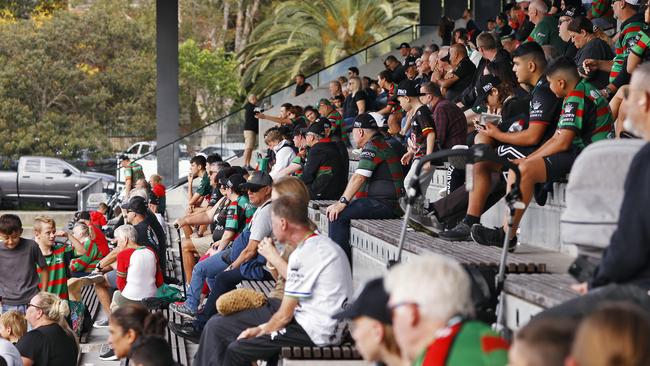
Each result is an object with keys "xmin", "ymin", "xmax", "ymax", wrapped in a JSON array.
[
  {"xmin": 328, "ymin": 198, "xmax": 398, "ymax": 263},
  {"xmin": 185, "ymin": 248, "xmax": 231, "ymax": 312},
  {"xmin": 193, "ymin": 268, "xmax": 273, "ymax": 332},
  {"xmin": 1, "ymin": 303, "xmax": 27, "ymax": 314}
]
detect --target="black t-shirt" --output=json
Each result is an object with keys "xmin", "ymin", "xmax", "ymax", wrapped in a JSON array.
[
  {"xmin": 446, "ymin": 57, "xmax": 476, "ymax": 102},
  {"xmin": 525, "ymin": 78, "xmax": 562, "ymax": 143},
  {"xmin": 295, "ymin": 83, "xmax": 312, "ymax": 96},
  {"xmin": 343, "ymin": 91, "xmax": 369, "ymax": 118},
  {"xmin": 17, "ymin": 323, "xmax": 78, "ymax": 366},
  {"xmin": 244, "ymin": 102, "xmax": 259, "ymax": 133},
  {"xmin": 134, "ymin": 220, "xmax": 159, "ymax": 253},
  {"xmin": 300, "ymin": 141, "xmax": 346, "ymax": 199},
  {"xmin": 409, "ymin": 104, "xmax": 436, "ymax": 157},
  {"xmin": 575, "ymin": 38, "xmax": 616, "ymax": 90},
  {"xmin": 391, "ymin": 65, "xmax": 406, "ymax": 84},
  {"xmin": 211, "ymin": 198, "xmax": 230, "ymax": 242}
]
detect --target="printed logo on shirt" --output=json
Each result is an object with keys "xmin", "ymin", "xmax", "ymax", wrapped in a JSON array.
[
  {"xmin": 589, "ymin": 89, "xmax": 602, "ymax": 100},
  {"xmin": 360, "ymin": 150, "xmax": 376, "ymax": 160},
  {"xmin": 561, "ymin": 102, "xmax": 579, "ymax": 123},
  {"xmin": 529, "ymin": 100, "xmax": 544, "ymax": 119}
]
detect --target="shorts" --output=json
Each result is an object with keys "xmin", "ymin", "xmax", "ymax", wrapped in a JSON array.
[
  {"xmin": 496, "ymin": 144, "xmax": 537, "ymax": 160},
  {"xmin": 244, "ymin": 130, "xmax": 258, "ymax": 150},
  {"xmin": 192, "ymin": 235, "xmax": 214, "ymax": 257},
  {"xmin": 110, "ymin": 290, "xmax": 141, "ymax": 312},
  {"xmin": 543, "ymin": 148, "xmax": 579, "ymax": 182},
  {"xmin": 106, "ymin": 270, "xmax": 117, "ymax": 289}
]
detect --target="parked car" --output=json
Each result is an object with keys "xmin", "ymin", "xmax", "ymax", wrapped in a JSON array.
[
  {"xmin": 198, "ymin": 144, "xmax": 244, "ymax": 159},
  {"xmin": 67, "ymin": 149, "xmax": 117, "ymax": 176},
  {"xmin": 117, "ymin": 141, "xmax": 191, "ymax": 183},
  {"xmin": 0, "ymin": 156, "xmax": 115, "ymax": 209}
]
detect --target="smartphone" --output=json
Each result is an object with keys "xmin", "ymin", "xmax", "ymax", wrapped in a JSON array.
[{"xmin": 480, "ymin": 113, "xmax": 502, "ymax": 126}]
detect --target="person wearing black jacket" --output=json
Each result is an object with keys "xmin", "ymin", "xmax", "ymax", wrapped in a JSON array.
[{"xmin": 300, "ymin": 120, "xmax": 347, "ymax": 199}]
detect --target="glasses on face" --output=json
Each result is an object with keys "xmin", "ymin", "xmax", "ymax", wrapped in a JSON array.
[
  {"xmin": 27, "ymin": 303, "xmax": 43, "ymax": 310},
  {"xmin": 388, "ymin": 301, "xmax": 418, "ymax": 314},
  {"xmin": 247, "ymin": 186, "xmax": 262, "ymax": 193}
]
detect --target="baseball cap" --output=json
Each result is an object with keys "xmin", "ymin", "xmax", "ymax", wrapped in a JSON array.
[
  {"xmin": 226, "ymin": 174, "xmax": 246, "ymax": 191},
  {"xmin": 625, "ymin": 0, "xmax": 641, "ymax": 4},
  {"xmin": 404, "ymin": 56, "xmax": 417, "ymax": 68},
  {"xmin": 368, "ymin": 112, "xmax": 387, "ymax": 130},
  {"xmin": 332, "ymin": 278, "xmax": 391, "ymax": 324},
  {"xmin": 121, "ymin": 196, "xmax": 148, "ymax": 216},
  {"xmin": 353, "ymin": 113, "xmax": 379, "ymax": 130},
  {"xmin": 476, "ymin": 74, "xmax": 502, "ymax": 103},
  {"xmin": 118, "ymin": 154, "xmax": 130, "ymax": 161},
  {"xmin": 396, "ymin": 79, "xmax": 423, "ymax": 97},
  {"xmin": 559, "ymin": 6, "xmax": 583, "ymax": 18},
  {"xmin": 240, "ymin": 171, "xmax": 273, "ymax": 191},
  {"xmin": 396, "ymin": 42, "xmax": 410, "ymax": 50},
  {"xmin": 148, "ymin": 191, "xmax": 160, "ymax": 206},
  {"xmin": 303, "ymin": 119, "xmax": 328, "ymax": 137},
  {"xmin": 318, "ymin": 98, "xmax": 333, "ymax": 108}
]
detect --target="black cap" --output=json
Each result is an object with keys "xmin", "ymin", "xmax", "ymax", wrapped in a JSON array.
[
  {"xmin": 396, "ymin": 42, "xmax": 410, "ymax": 50},
  {"xmin": 476, "ymin": 74, "xmax": 502, "ymax": 103},
  {"xmin": 300, "ymin": 117, "xmax": 330, "ymax": 136},
  {"xmin": 396, "ymin": 79, "xmax": 423, "ymax": 97},
  {"xmin": 352, "ymin": 113, "xmax": 379, "ymax": 130},
  {"xmin": 440, "ymin": 53, "xmax": 451, "ymax": 63},
  {"xmin": 226, "ymin": 174, "xmax": 246, "ymax": 190},
  {"xmin": 121, "ymin": 196, "xmax": 148, "ymax": 216},
  {"xmin": 240, "ymin": 171, "xmax": 273, "ymax": 191},
  {"xmin": 148, "ymin": 191, "xmax": 160, "ymax": 206},
  {"xmin": 119, "ymin": 154, "xmax": 130, "ymax": 161},
  {"xmin": 404, "ymin": 56, "xmax": 417, "ymax": 68},
  {"xmin": 332, "ymin": 278, "xmax": 391, "ymax": 324},
  {"xmin": 560, "ymin": 6, "xmax": 584, "ymax": 18}
]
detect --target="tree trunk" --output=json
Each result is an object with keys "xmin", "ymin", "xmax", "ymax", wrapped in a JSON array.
[
  {"xmin": 234, "ymin": 0, "xmax": 244, "ymax": 53},
  {"xmin": 241, "ymin": 0, "xmax": 260, "ymax": 51},
  {"xmin": 217, "ymin": 0, "xmax": 230, "ymax": 49}
]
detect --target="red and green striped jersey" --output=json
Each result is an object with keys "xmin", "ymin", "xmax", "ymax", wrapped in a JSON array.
[
  {"xmin": 591, "ymin": 0, "xmax": 613, "ymax": 19},
  {"xmin": 37, "ymin": 244, "xmax": 74, "ymax": 300},
  {"xmin": 630, "ymin": 27, "xmax": 650, "ymax": 61},
  {"xmin": 558, "ymin": 80, "xmax": 613, "ymax": 150},
  {"xmin": 327, "ymin": 110, "xmax": 347, "ymax": 144},
  {"xmin": 611, "ymin": 15, "xmax": 645, "ymax": 82},
  {"xmin": 387, "ymin": 83, "xmax": 405, "ymax": 114},
  {"xmin": 225, "ymin": 195, "xmax": 256, "ymax": 232},
  {"xmin": 413, "ymin": 319, "xmax": 509, "ymax": 366},
  {"xmin": 69, "ymin": 238, "xmax": 103, "ymax": 273},
  {"xmin": 124, "ymin": 161, "xmax": 145, "ymax": 181},
  {"xmin": 290, "ymin": 154, "xmax": 306, "ymax": 178},
  {"xmin": 355, "ymin": 134, "xmax": 404, "ymax": 204}
]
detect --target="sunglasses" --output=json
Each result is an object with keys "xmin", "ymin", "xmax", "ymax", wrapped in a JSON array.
[{"xmin": 247, "ymin": 186, "xmax": 262, "ymax": 193}]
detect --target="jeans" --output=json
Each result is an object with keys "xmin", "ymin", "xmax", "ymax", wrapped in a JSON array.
[
  {"xmin": 186, "ymin": 248, "xmax": 231, "ymax": 312},
  {"xmin": 193, "ymin": 268, "xmax": 273, "ymax": 332},
  {"xmin": 1, "ymin": 303, "xmax": 27, "ymax": 314},
  {"xmin": 328, "ymin": 198, "xmax": 398, "ymax": 264}
]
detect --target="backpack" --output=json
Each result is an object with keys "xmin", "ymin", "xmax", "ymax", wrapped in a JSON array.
[{"xmin": 560, "ymin": 139, "xmax": 644, "ymax": 258}]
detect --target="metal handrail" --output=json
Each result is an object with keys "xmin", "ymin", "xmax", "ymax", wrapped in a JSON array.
[
  {"xmin": 77, "ymin": 177, "xmax": 104, "ymax": 211},
  {"xmin": 119, "ymin": 24, "xmax": 430, "ymax": 183}
]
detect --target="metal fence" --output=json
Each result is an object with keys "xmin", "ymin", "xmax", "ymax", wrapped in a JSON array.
[{"xmin": 77, "ymin": 178, "xmax": 105, "ymax": 211}]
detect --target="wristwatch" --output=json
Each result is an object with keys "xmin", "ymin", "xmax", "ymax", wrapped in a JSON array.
[{"xmin": 339, "ymin": 196, "xmax": 350, "ymax": 206}]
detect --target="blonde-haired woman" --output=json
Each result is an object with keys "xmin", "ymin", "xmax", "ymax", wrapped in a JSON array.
[{"xmin": 16, "ymin": 292, "xmax": 78, "ymax": 366}]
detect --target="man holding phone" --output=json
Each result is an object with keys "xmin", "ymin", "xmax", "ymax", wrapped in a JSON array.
[{"xmin": 440, "ymin": 42, "xmax": 562, "ymax": 242}]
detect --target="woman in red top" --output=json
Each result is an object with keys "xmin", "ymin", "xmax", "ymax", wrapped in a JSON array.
[{"xmin": 149, "ymin": 174, "xmax": 166, "ymax": 214}]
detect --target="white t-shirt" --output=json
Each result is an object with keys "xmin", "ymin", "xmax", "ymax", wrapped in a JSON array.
[
  {"xmin": 270, "ymin": 140, "xmax": 296, "ymax": 180},
  {"xmin": 285, "ymin": 234, "xmax": 353, "ymax": 346},
  {"xmin": 0, "ymin": 338, "xmax": 22, "ymax": 366},
  {"xmin": 122, "ymin": 248, "xmax": 158, "ymax": 301},
  {"xmin": 249, "ymin": 200, "xmax": 273, "ymax": 242}
]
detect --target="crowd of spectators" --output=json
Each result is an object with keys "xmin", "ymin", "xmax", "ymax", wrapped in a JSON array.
[{"xmin": 3, "ymin": 0, "xmax": 650, "ymax": 364}]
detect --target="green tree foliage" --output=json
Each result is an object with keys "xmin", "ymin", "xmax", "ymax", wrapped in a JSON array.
[
  {"xmin": 240, "ymin": 0, "xmax": 419, "ymax": 96},
  {"xmin": 179, "ymin": 39, "xmax": 241, "ymax": 130},
  {"xmin": 0, "ymin": 0, "xmax": 67, "ymax": 19},
  {"xmin": 0, "ymin": 0, "xmax": 156, "ymax": 159}
]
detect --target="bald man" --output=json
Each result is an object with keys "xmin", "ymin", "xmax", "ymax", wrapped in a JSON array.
[{"xmin": 433, "ymin": 43, "xmax": 476, "ymax": 102}]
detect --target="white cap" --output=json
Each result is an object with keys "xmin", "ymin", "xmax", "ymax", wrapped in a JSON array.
[
  {"xmin": 368, "ymin": 112, "xmax": 386, "ymax": 129},
  {"xmin": 625, "ymin": 0, "xmax": 640, "ymax": 4}
]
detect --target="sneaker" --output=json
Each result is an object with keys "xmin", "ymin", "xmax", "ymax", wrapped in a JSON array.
[
  {"xmin": 93, "ymin": 318, "xmax": 109, "ymax": 328},
  {"xmin": 439, "ymin": 221, "xmax": 472, "ymax": 241},
  {"xmin": 84, "ymin": 272, "xmax": 105, "ymax": 283},
  {"xmin": 99, "ymin": 347, "xmax": 118, "ymax": 361},
  {"xmin": 470, "ymin": 224, "xmax": 518, "ymax": 253},
  {"xmin": 168, "ymin": 322, "xmax": 201, "ymax": 344},
  {"xmin": 169, "ymin": 302, "xmax": 197, "ymax": 320}
]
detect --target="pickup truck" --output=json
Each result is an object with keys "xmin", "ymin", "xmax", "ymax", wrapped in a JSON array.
[{"xmin": 0, "ymin": 156, "xmax": 115, "ymax": 208}]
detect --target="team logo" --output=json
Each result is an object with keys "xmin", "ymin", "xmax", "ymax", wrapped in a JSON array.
[
  {"xmin": 590, "ymin": 89, "xmax": 602, "ymax": 99},
  {"xmin": 564, "ymin": 103, "xmax": 574, "ymax": 113},
  {"xmin": 360, "ymin": 150, "xmax": 376, "ymax": 160},
  {"xmin": 531, "ymin": 101, "xmax": 542, "ymax": 110}
]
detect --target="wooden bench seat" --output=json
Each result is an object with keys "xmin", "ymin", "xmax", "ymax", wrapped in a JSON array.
[
  {"xmin": 239, "ymin": 280, "xmax": 364, "ymax": 364},
  {"xmin": 503, "ymin": 274, "xmax": 578, "ymax": 330}
]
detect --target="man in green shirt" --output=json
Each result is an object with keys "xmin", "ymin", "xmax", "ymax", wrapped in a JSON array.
[
  {"xmin": 471, "ymin": 57, "xmax": 613, "ymax": 248},
  {"xmin": 385, "ymin": 255, "xmax": 508, "ymax": 366},
  {"xmin": 525, "ymin": 0, "xmax": 569, "ymax": 54},
  {"xmin": 120, "ymin": 155, "xmax": 145, "ymax": 197},
  {"xmin": 187, "ymin": 155, "xmax": 211, "ymax": 212}
]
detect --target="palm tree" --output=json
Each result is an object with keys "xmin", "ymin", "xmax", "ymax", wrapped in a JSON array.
[{"xmin": 240, "ymin": 0, "xmax": 419, "ymax": 96}]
